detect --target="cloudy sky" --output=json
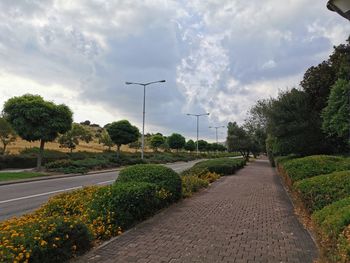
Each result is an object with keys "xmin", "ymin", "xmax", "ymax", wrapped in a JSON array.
[{"xmin": 0, "ymin": 0, "xmax": 349, "ymax": 142}]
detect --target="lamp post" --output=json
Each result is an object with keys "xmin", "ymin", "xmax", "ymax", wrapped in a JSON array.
[
  {"xmin": 209, "ymin": 125, "xmax": 225, "ymax": 143},
  {"xmin": 327, "ymin": 0, "xmax": 350, "ymax": 20},
  {"xmin": 125, "ymin": 80, "xmax": 166, "ymax": 159},
  {"xmin": 186, "ymin": 113, "xmax": 210, "ymax": 155}
]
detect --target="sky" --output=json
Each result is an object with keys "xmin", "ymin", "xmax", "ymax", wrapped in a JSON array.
[{"xmin": 0, "ymin": 0, "xmax": 349, "ymax": 142}]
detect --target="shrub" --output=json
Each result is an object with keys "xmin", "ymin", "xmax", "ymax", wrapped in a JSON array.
[
  {"xmin": 0, "ymin": 214, "xmax": 92, "ymax": 263},
  {"xmin": 117, "ymin": 164, "xmax": 182, "ymax": 203},
  {"xmin": 193, "ymin": 158, "xmax": 246, "ymax": 175},
  {"xmin": 312, "ymin": 197, "xmax": 350, "ymax": 262},
  {"xmin": 89, "ymin": 182, "xmax": 164, "ymax": 230},
  {"xmin": 294, "ymin": 171, "xmax": 350, "ymax": 213},
  {"xmin": 274, "ymin": 154, "xmax": 299, "ymax": 166},
  {"xmin": 181, "ymin": 176, "xmax": 208, "ymax": 198},
  {"xmin": 45, "ymin": 159, "xmax": 73, "ymax": 169},
  {"xmin": 280, "ymin": 155, "xmax": 350, "ymax": 182}
]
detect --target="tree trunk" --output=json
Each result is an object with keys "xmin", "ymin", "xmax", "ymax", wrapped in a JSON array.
[
  {"xmin": 37, "ymin": 139, "xmax": 45, "ymax": 171},
  {"xmin": 2, "ymin": 142, "xmax": 7, "ymax": 155},
  {"xmin": 117, "ymin": 145, "xmax": 120, "ymax": 159}
]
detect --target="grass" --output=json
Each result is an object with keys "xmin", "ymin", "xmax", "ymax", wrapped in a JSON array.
[{"xmin": 0, "ymin": 172, "xmax": 47, "ymax": 181}]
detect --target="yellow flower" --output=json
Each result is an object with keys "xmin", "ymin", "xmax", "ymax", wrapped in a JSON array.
[{"xmin": 40, "ymin": 240, "xmax": 47, "ymax": 247}]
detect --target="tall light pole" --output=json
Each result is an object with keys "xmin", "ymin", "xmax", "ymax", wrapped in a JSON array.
[
  {"xmin": 327, "ymin": 0, "xmax": 350, "ymax": 20},
  {"xmin": 186, "ymin": 113, "xmax": 210, "ymax": 155},
  {"xmin": 209, "ymin": 125, "xmax": 225, "ymax": 143},
  {"xmin": 125, "ymin": 80, "xmax": 166, "ymax": 159}
]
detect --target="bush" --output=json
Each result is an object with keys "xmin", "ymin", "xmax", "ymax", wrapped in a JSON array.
[
  {"xmin": 0, "ymin": 214, "xmax": 92, "ymax": 263},
  {"xmin": 280, "ymin": 155, "xmax": 350, "ymax": 182},
  {"xmin": 45, "ymin": 159, "xmax": 73, "ymax": 169},
  {"xmin": 193, "ymin": 158, "xmax": 246, "ymax": 175},
  {"xmin": 117, "ymin": 164, "xmax": 182, "ymax": 203},
  {"xmin": 181, "ymin": 176, "xmax": 209, "ymax": 198},
  {"xmin": 90, "ymin": 182, "xmax": 164, "ymax": 230},
  {"xmin": 312, "ymin": 197, "xmax": 350, "ymax": 262},
  {"xmin": 294, "ymin": 171, "xmax": 350, "ymax": 213},
  {"xmin": 274, "ymin": 154, "xmax": 299, "ymax": 166}
]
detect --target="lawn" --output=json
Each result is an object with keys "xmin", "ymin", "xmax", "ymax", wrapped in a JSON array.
[{"xmin": 0, "ymin": 172, "xmax": 47, "ymax": 181}]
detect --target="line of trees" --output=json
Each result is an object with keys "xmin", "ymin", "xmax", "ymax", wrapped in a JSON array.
[
  {"xmin": 226, "ymin": 37, "xmax": 349, "ymax": 161},
  {"xmin": 0, "ymin": 94, "xmax": 227, "ymax": 170}
]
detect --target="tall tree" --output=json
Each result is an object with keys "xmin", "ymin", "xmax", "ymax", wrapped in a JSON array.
[
  {"xmin": 107, "ymin": 120, "xmax": 139, "ymax": 158},
  {"xmin": 184, "ymin": 139, "xmax": 196, "ymax": 152},
  {"xmin": 150, "ymin": 134, "xmax": 165, "ymax": 152},
  {"xmin": 226, "ymin": 122, "xmax": 252, "ymax": 160},
  {"xmin": 0, "ymin": 117, "xmax": 16, "ymax": 155},
  {"xmin": 58, "ymin": 123, "xmax": 93, "ymax": 153},
  {"xmin": 197, "ymin": 140, "xmax": 208, "ymax": 152},
  {"xmin": 167, "ymin": 133, "xmax": 186, "ymax": 151},
  {"xmin": 322, "ymin": 79, "xmax": 350, "ymax": 149},
  {"xmin": 98, "ymin": 129, "xmax": 115, "ymax": 151},
  {"xmin": 3, "ymin": 94, "xmax": 72, "ymax": 169}
]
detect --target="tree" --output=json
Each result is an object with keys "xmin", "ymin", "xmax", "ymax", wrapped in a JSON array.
[
  {"xmin": 184, "ymin": 139, "xmax": 196, "ymax": 152},
  {"xmin": 167, "ymin": 133, "xmax": 186, "ymax": 151},
  {"xmin": 107, "ymin": 120, "xmax": 139, "ymax": 158},
  {"xmin": 226, "ymin": 122, "xmax": 252, "ymax": 160},
  {"xmin": 98, "ymin": 129, "xmax": 115, "ymax": 151},
  {"xmin": 3, "ymin": 94, "xmax": 72, "ymax": 170},
  {"xmin": 80, "ymin": 120, "xmax": 91, "ymax": 126},
  {"xmin": 150, "ymin": 134, "xmax": 165, "ymax": 152},
  {"xmin": 197, "ymin": 140, "xmax": 208, "ymax": 152},
  {"xmin": 266, "ymin": 89, "xmax": 324, "ymax": 156},
  {"xmin": 0, "ymin": 117, "xmax": 16, "ymax": 155},
  {"xmin": 58, "ymin": 124, "xmax": 93, "ymax": 152},
  {"xmin": 322, "ymin": 79, "xmax": 350, "ymax": 148}
]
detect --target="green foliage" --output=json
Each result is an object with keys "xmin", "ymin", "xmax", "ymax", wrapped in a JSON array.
[
  {"xmin": 150, "ymin": 134, "xmax": 165, "ymax": 152},
  {"xmin": 117, "ymin": 164, "xmax": 182, "ymax": 203},
  {"xmin": 227, "ymin": 122, "xmax": 252, "ymax": 159},
  {"xmin": 280, "ymin": 155, "xmax": 350, "ymax": 182},
  {"xmin": 167, "ymin": 133, "xmax": 186, "ymax": 151},
  {"xmin": 0, "ymin": 117, "xmax": 16, "ymax": 155},
  {"xmin": 197, "ymin": 140, "xmax": 208, "ymax": 152},
  {"xmin": 106, "ymin": 120, "xmax": 139, "ymax": 156},
  {"xmin": 3, "ymin": 94, "xmax": 72, "ymax": 169},
  {"xmin": 322, "ymin": 79, "xmax": 350, "ymax": 147},
  {"xmin": 0, "ymin": 172, "xmax": 46, "ymax": 182},
  {"xmin": 193, "ymin": 158, "xmax": 246, "ymax": 175},
  {"xmin": 0, "ymin": 215, "xmax": 92, "ymax": 263},
  {"xmin": 90, "ymin": 182, "xmax": 162, "ymax": 230},
  {"xmin": 274, "ymin": 155, "xmax": 299, "ymax": 166},
  {"xmin": 181, "ymin": 176, "xmax": 208, "ymax": 198},
  {"xmin": 294, "ymin": 171, "xmax": 350, "ymax": 213},
  {"xmin": 58, "ymin": 124, "xmax": 93, "ymax": 152},
  {"xmin": 184, "ymin": 139, "xmax": 196, "ymax": 152},
  {"xmin": 312, "ymin": 197, "xmax": 350, "ymax": 262},
  {"xmin": 97, "ymin": 129, "xmax": 115, "ymax": 151}
]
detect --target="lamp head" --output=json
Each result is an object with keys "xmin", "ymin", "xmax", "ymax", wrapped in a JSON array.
[
  {"xmin": 327, "ymin": 0, "xmax": 350, "ymax": 20},
  {"xmin": 125, "ymin": 82, "xmax": 132, "ymax": 85}
]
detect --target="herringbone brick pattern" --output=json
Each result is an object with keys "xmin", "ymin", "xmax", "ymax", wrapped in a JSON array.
[{"xmin": 77, "ymin": 158, "xmax": 318, "ymax": 263}]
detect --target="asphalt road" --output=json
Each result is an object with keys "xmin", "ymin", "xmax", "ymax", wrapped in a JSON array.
[{"xmin": 0, "ymin": 160, "xmax": 202, "ymax": 221}]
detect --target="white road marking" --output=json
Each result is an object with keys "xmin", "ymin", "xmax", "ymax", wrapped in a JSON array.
[
  {"xmin": 97, "ymin": 180, "xmax": 115, "ymax": 185},
  {"xmin": 0, "ymin": 186, "xmax": 82, "ymax": 204}
]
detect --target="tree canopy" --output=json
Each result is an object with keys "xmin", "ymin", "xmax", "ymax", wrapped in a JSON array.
[
  {"xmin": 0, "ymin": 117, "xmax": 16, "ymax": 155},
  {"xmin": 58, "ymin": 123, "xmax": 93, "ymax": 152},
  {"xmin": 184, "ymin": 139, "xmax": 196, "ymax": 152},
  {"xmin": 107, "ymin": 120, "xmax": 139, "ymax": 157},
  {"xmin": 167, "ymin": 133, "xmax": 186, "ymax": 151},
  {"xmin": 150, "ymin": 134, "xmax": 165, "ymax": 152},
  {"xmin": 3, "ymin": 94, "xmax": 72, "ymax": 169}
]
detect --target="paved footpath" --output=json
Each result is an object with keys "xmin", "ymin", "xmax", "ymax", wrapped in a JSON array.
[{"xmin": 77, "ymin": 158, "xmax": 318, "ymax": 263}]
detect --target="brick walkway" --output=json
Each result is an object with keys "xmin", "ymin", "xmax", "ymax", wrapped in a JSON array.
[{"xmin": 77, "ymin": 158, "xmax": 318, "ymax": 263}]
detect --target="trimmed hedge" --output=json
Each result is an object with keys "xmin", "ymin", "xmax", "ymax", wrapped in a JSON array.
[
  {"xmin": 294, "ymin": 171, "xmax": 350, "ymax": 213},
  {"xmin": 312, "ymin": 197, "xmax": 350, "ymax": 262},
  {"xmin": 90, "ymin": 182, "xmax": 163, "ymax": 230},
  {"xmin": 117, "ymin": 164, "xmax": 182, "ymax": 203},
  {"xmin": 279, "ymin": 155, "xmax": 350, "ymax": 182},
  {"xmin": 192, "ymin": 158, "xmax": 246, "ymax": 175}
]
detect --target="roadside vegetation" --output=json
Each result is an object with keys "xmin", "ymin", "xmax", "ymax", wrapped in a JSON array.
[
  {"xmin": 242, "ymin": 37, "xmax": 349, "ymax": 262},
  {"xmin": 0, "ymin": 172, "xmax": 46, "ymax": 182},
  {"xmin": 0, "ymin": 158, "xmax": 246, "ymax": 262}
]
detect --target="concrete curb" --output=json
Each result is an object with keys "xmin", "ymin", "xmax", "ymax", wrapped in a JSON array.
[{"xmin": 0, "ymin": 168, "xmax": 121, "ymax": 186}]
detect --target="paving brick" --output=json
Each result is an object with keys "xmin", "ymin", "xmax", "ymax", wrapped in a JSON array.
[{"xmin": 76, "ymin": 158, "xmax": 318, "ymax": 263}]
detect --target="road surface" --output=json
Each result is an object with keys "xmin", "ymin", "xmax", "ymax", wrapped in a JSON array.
[{"xmin": 0, "ymin": 160, "xmax": 202, "ymax": 221}]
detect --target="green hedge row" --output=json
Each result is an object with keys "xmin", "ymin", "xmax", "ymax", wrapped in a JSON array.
[
  {"xmin": 279, "ymin": 155, "xmax": 350, "ymax": 182},
  {"xmin": 192, "ymin": 158, "xmax": 246, "ymax": 175},
  {"xmin": 294, "ymin": 171, "xmax": 350, "ymax": 213},
  {"xmin": 276, "ymin": 155, "xmax": 350, "ymax": 262}
]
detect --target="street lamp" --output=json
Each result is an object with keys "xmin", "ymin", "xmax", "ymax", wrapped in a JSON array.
[
  {"xmin": 125, "ymin": 80, "xmax": 166, "ymax": 159},
  {"xmin": 186, "ymin": 113, "xmax": 210, "ymax": 155},
  {"xmin": 327, "ymin": 0, "xmax": 350, "ymax": 21},
  {"xmin": 209, "ymin": 125, "xmax": 226, "ymax": 143}
]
